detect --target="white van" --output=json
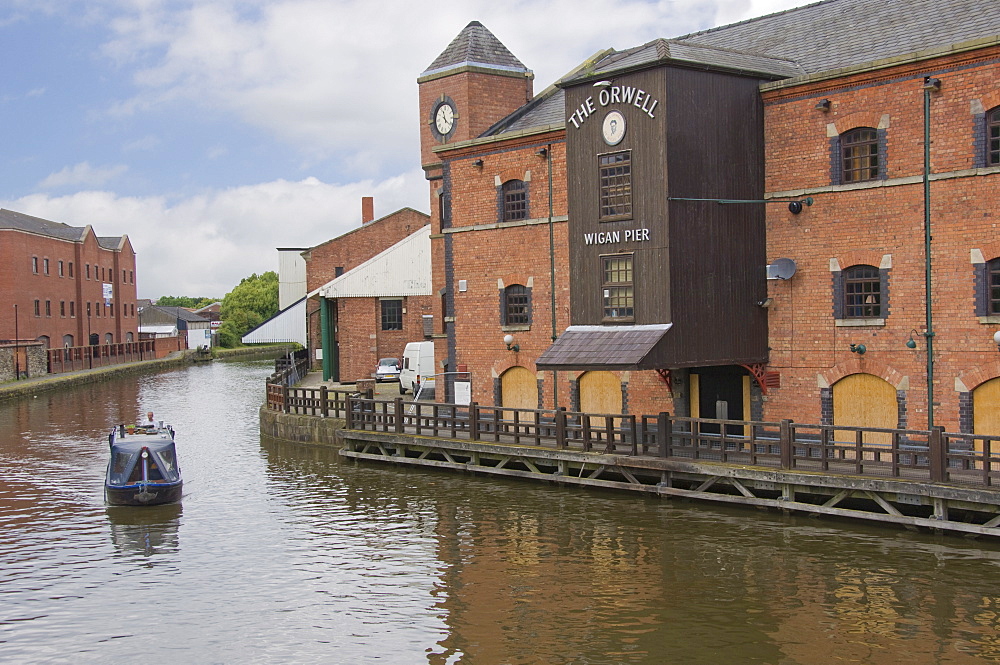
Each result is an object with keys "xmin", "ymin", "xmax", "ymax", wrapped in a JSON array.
[{"xmin": 399, "ymin": 341, "xmax": 435, "ymax": 395}]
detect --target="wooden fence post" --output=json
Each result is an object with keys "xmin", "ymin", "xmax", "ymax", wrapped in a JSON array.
[
  {"xmin": 780, "ymin": 419, "xmax": 793, "ymax": 470},
  {"xmin": 395, "ymin": 398, "xmax": 404, "ymax": 434},
  {"xmin": 345, "ymin": 393, "xmax": 354, "ymax": 429},
  {"xmin": 929, "ymin": 426, "xmax": 945, "ymax": 483},
  {"xmin": 469, "ymin": 402, "xmax": 479, "ymax": 441},
  {"xmin": 320, "ymin": 385, "xmax": 329, "ymax": 418},
  {"xmin": 556, "ymin": 407, "xmax": 567, "ymax": 449},
  {"xmin": 628, "ymin": 415, "xmax": 638, "ymax": 456},
  {"xmin": 282, "ymin": 385, "xmax": 289, "ymax": 414},
  {"xmin": 658, "ymin": 412, "xmax": 671, "ymax": 458}
]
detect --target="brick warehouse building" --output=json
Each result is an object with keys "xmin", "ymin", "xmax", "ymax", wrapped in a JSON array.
[
  {"xmin": 305, "ymin": 200, "xmax": 431, "ymax": 383},
  {"xmin": 418, "ymin": 1, "xmax": 1000, "ymax": 438},
  {"xmin": 0, "ymin": 209, "xmax": 139, "ymax": 352}
]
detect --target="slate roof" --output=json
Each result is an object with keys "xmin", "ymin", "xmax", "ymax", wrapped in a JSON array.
[
  {"xmin": 154, "ymin": 306, "xmax": 210, "ymax": 323},
  {"xmin": 564, "ymin": 0, "xmax": 1000, "ymax": 85},
  {"xmin": 0, "ymin": 208, "xmax": 127, "ymax": 248},
  {"xmin": 676, "ymin": 0, "xmax": 1000, "ymax": 77},
  {"xmin": 493, "ymin": 0, "xmax": 1000, "ymax": 134},
  {"xmin": 535, "ymin": 324, "xmax": 673, "ymax": 370},
  {"xmin": 0, "ymin": 208, "xmax": 87, "ymax": 242},
  {"xmin": 420, "ymin": 21, "xmax": 531, "ymax": 79}
]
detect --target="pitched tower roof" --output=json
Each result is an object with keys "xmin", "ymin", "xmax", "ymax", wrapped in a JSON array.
[{"xmin": 419, "ymin": 21, "xmax": 532, "ymax": 79}]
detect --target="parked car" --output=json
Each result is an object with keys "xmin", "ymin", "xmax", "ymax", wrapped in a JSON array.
[{"xmin": 374, "ymin": 357, "xmax": 400, "ymax": 382}]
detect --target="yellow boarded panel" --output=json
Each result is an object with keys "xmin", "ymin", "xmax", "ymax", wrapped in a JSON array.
[
  {"xmin": 833, "ymin": 373, "xmax": 895, "ymax": 445},
  {"xmin": 501, "ymin": 366, "xmax": 537, "ymax": 419},
  {"xmin": 973, "ymin": 377, "xmax": 1000, "ymax": 452},
  {"xmin": 579, "ymin": 371, "xmax": 623, "ymax": 415}
]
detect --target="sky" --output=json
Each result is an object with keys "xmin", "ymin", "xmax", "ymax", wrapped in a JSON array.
[{"xmin": 0, "ymin": 0, "xmax": 805, "ymax": 300}]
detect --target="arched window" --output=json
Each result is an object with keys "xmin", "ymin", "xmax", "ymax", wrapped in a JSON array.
[
  {"xmin": 841, "ymin": 127, "xmax": 880, "ymax": 183},
  {"xmin": 502, "ymin": 284, "xmax": 531, "ymax": 326},
  {"xmin": 501, "ymin": 180, "xmax": 527, "ymax": 222},
  {"xmin": 844, "ymin": 264, "xmax": 881, "ymax": 318},
  {"xmin": 104, "ymin": 333, "xmax": 114, "ymax": 344},
  {"xmin": 63, "ymin": 334, "xmax": 74, "ymax": 347},
  {"xmin": 988, "ymin": 107, "xmax": 1000, "ymax": 166}
]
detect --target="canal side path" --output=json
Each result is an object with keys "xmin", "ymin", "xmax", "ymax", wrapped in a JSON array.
[
  {"xmin": 0, "ymin": 345, "xmax": 296, "ymax": 403},
  {"xmin": 264, "ymin": 370, "xmax": 1000, "ymax": 539}
]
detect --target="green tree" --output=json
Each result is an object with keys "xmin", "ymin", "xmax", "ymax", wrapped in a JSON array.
[
  {"xmin": 156, "ymin": 296, "xmax": 217, "ymax": 309},
  {"xmin": 218, "ymin": 271, "xmax": 279, "ymax": 347}
]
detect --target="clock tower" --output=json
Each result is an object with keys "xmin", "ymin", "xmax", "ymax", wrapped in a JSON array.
[{"xmin": 417, "ymin": 21, "xmax": 534, "ymax": 179}]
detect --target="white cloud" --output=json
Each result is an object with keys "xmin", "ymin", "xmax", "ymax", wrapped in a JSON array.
[
  {"xmin": 3, "ymin": 171, "xmax": 428, "ymax": 299},
  {"xmin": 37, "ymin": 162, "xmax": 129, "ymax": 189},
  {"xmin": 95, "ymin": 0, "xmax": 763, "ymax": 178}
]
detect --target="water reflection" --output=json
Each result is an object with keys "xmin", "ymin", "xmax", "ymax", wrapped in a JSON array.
[
  {"xmin": 2, "ymin": 359, "xmax": 1000, "ymax": 663},
  {"xmin": 106, "ymin": 504, "xmax": 182, "ymax": 559}
]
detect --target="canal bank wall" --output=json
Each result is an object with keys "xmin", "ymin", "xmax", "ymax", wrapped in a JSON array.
[
  {"xmin": 0, "ymin": 344, "xmax": 296, "ymax": 403},
  {"xmin": 259, "ymin": 406, "xmax": 345, "ymax": 446}
]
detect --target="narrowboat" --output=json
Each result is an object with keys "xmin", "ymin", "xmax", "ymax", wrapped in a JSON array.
[{"xmin": 105, "ymin": 424, "xmax": 183, "ymax": 506}]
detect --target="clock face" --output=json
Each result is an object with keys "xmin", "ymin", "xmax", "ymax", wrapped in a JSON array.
[{"xmin": 435, "ymin": 103, "xmax": 455, "ymax": 136}]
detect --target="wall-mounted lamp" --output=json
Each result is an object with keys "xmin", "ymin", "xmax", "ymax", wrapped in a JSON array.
[
  {"xmin": 757, "ymin": 297, "xmax": 773, "ymax": 308},
  {"xmin": 788, "ymin": 197, "xmax": 814, "ymax": 214},
  {"xmin": 922, "ymin": 77, "xmax": 941, "ymax": 92},
  {"xmin": 906, "ymin": 330, "xmax": 918, "ymax": 349},
  {"xmin": 849, "ymin": 343, "xmax": 867, "ymax": 355},
  {"xmin": 503, "ymin": 334, "xmax": 520, "ymax": 353},
  {"xmin": 815, "ymin": 98, "xmax": 831, "ymax": 111},
  {"xmin": 593, "ymin": 80, "xmax": 612, "ymax": 88},
  {"xmin": 536, "ymin": 147, "xmax": 548, "ymax": 157},
  {"xmin": 472, "ymin": 158, "xmax": 484, "ymax": 168},
  {"xmin": 993, "ymin": 330, "xmax": 1000, "ymax": 351}
]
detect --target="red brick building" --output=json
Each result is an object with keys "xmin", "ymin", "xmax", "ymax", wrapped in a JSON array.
[
  {"xmin": 419, "ymin": 3, "xmax": 1000, "ymax": 436},
  {"xmin": 304, "ymin": 200, "xmax": 432, "ymax": 383},
  {"xmin": 0, "ymin": 209, "xmax": 139, "ymax": 351}
]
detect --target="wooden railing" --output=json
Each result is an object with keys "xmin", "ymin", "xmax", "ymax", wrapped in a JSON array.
[
  {"xmin": 47, "ymin": 341, "xmax": 157, "ymax": 374},
  {"xmin": 263, "ymin": 378, "xmax": 1000, "ymax": 488}
]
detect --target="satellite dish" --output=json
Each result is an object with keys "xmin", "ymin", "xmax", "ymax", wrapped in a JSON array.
[{"xmin": 766, "ymin": 258, "xmax": 797, "ymax": 280}]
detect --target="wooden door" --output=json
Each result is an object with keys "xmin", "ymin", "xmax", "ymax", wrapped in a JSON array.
[
  {"xmin": 579, "ymin": 371, "xmax": 622, "ymax": 415},
  {"xmin": 833, "ymin": 373, "xmax": 896, "ymax": 445},
  {"xmin": 973, "ymin": 377, "xmax": 1000, "ymax": 452},
  {"xmin": 501, "ymin": 366, "xmax": 537, "ymax": 417}
]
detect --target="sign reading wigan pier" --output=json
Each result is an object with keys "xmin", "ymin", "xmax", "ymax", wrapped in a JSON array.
[{"xmin": 566, "ymin": 85, "xmax": 660, "ymax": 129}]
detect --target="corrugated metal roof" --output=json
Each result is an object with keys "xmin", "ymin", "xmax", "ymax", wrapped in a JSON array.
[
  {"xmin": 317, "ymin": 225, "xmax": 432, "ymax": 299},
  {"xmin": 242, "ymin": 297, "xmax": 307, "ymax": 345}
]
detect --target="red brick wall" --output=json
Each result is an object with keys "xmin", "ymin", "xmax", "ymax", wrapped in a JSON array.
[
  {"xmin": 304, "ymin": 208, "xmax": 429, "ymax": 292},
  {"xmin": 0, "ymin": 225, "xmax": 138, "ymax": 348},
  {"xmin": 418, "ymin": 70, "xmax": 534, "ymax": 169},
  {"xmin": 303, "ymin": 208, "xmax": 432, "ymax": 382},
  {"xmin": 760, "ymin": 47, "xmax": 1000, "ymax": 431}
]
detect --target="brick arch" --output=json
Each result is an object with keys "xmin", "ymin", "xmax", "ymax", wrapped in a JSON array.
[
  {"xmin": 980, "ymin": 90, "xmax": 1000, "ymax": 113},
  {"xmin": 976, "ymin": 241, "xmax": 1000, "ymax": 263},
  {"xmin": 820, "ymin": 357, "xmax": 908, "ymax": 390},
  {"xmin": 836, "ymin": 250, "xmax": 885, "ymax": 270},
  {"xmin": 496, "ymin": 167, "xmax": 529, "ymax": 185},
  {"xmin": 833, "ymin": 112, "xmax": 884, "ymax": 134},
  {"xmin": 955, "ymin": 358, "xmax": 1000, "ymax": 392},
  {"xmin": 493, "ymin": 357, "xmax": 535, "ymax": 378}
]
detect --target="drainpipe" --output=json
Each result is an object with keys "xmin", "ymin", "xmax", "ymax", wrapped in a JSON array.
[
  {"xmin": 546, "ymin": 142, "xmax": 559, "ymax": 409},
  {"xmin": 922, "ymin": 76, "xmax": 940, "ymax": 429}
]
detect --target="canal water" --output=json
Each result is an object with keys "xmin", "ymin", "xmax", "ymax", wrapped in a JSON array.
[{"xmin": 2, "ymin": 359, "xmax": 1000, "ymax": 664}]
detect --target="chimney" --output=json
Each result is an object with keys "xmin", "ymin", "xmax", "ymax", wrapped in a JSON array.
[{"xmin": 361, "ymin": 197, "xmax": 374, "ymax": 224}]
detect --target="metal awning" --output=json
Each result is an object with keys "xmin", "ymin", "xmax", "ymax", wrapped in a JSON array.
[{"xmin": 535, "ymin": 324, "xmax": 672, "ymax": 371}]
